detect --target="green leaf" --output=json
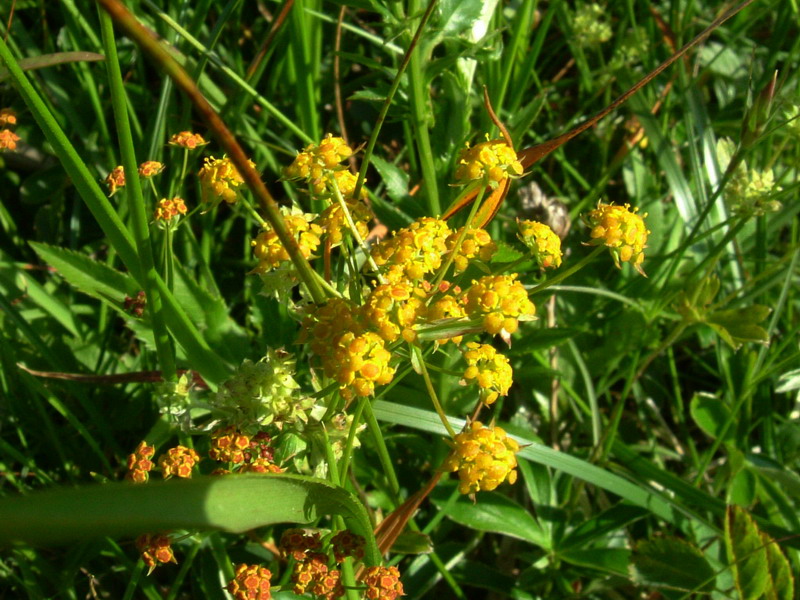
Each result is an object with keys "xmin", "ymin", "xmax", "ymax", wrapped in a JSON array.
[
  {"xmin": 430, "ymin": 483, "xmax": 550, "ymax": 549},
  {"xmin": 30, "ymin": 242, "xmax": 138, "ymax": 307},
  {"xmin": 725, "ymin": 505, "xmax": 770, "ymax": 600},
  {"xmin": 631, "ymin": 537, "xmax": 716, "ymax": 593},
  {"xmin": 707, "ymin": 305, "xmax": 771, "ymax": 349},
  {"xmin": 0, "ymin": 474, "xmax": 379, "ymax": 565},
  {"xmin": 389, "ymin": 530, "xmax": 433, "ymax": 555},
  {"xmin": 728, "ymin": 468, "xmax": 757, "ymax": 507},
  {"xmin": 763, "ymin": 532, "xmax": 795, "ymax": 600},
  {"xmin": 371, "ymin": 155, "xmax": 410, "ymax": 205},
  {"xmin": 560, "ymin": 504, "xmax": 649, "ymax": 551},
  {"xmin": 690, "ymin": 393, "xmax": 734, "ymax": 442},
  {"xmin": 560, "ymin": 548, "xmax": 630, "ymax": 576},
  {"xmin": 0, "ymin": 51, "xmax": 105, "ymax": 81}
]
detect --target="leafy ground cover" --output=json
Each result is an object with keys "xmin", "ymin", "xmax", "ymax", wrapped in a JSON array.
[{"xmin": 0, "ymin": 0, "xmax": 798, "ymax": 598}]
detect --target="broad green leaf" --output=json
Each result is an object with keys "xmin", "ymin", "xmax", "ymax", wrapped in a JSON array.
[
  {"xmin": 371, "ymin": 155, "xmax": 410, "ymax": 204},
  {"xmin": 631, "ymin": 537, "xmax": 715, "ymax": 593},
  {"xmin": 30, "ymin": 242, "xmax": 138, "ymax": 307},
  {"xmin": 560, "ymin": 548, "xmax": 630, "ymax": 576},
  {"xmin": 763, "ymin": 532, "xmax": 795, "ymax": 600},
  {"xmin": 725, "ymin": 505, "xmax": 770, "ymax": 600},
  {"xmin": 430, "ymin": 483, "xmax": 549, "ymax": 549},
  {"xmin": 728, "ymin": 468, "xmax": 757, "ymax": 507},
  {"xmin": 0, "ymin": 51, "xmax": 104, "ymax": 81},
  {"xmin": 690, "ymin": 394, "xmax": 734, "ymax": 442},
  {"xmin": 707, "ymin": 305, "xmax": 770, "ymax": 349},
  {"xmin": 390, "ymin": 530, "xmax": 433, "ymax": 555},
  {"xmin": 560, "ymin": 504, "xmax": 649, "ymax": 551},
  {"xmin": 0, "ymin": 474, "xmax": 379, "ymax": 565}
]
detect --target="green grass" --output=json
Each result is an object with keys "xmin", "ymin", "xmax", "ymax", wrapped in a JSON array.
[{"xmin": 0, "ymin": 0, "xmax": 798, "ymax": 598}]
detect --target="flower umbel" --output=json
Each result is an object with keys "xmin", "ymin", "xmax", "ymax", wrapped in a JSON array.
[
  {"xmin": 198, "ymin": 156, "xmax": 254, "ymax": 207},
  {"xmin": 251, "ymin": 207, "xmax": 323, "ymax": 274},
  {"xmin": 360, "ymin": 565, "xmax": 404, "ymax": 600},
  {"xmin": 158, "ymin": 445, "xmax": 200, "ymax": 479},
  {"xmin": 583, "ymin": 202, "xmax": 649, "ymax": 275},
  {"xmin": 462, "ymin": 274, "xmax": 536, "ymax": 336},
  {"xmin": 153, "ymin": 197, "xmax": 187, "ymax": 223},
  {"xmin": 138, "ymin": 160, "xmax": 164, "ymax": 178},
  {"xmin": 517, "ymin": 219, "xmax": 563, "ymax": 269},
  {"xmin": 461, "ymin": 342, "xmax": 513, "ymax": 405},
  {"xmin": 104, "ymin": 166, "xmax": 126, "ymax": 196},
  {"xmin": 136, "ymin": 533, "xmax": 177, "ymax": 574},
  {"xmin": 168, "ymin": 130, "xmax": 208, "ymax": 149},
  {"xmin": 443, "ymin": 421, "xmax": 520, "ymax": 494},
  {"xmin": 126, "ymin": 441, "xmax": 155, "ymax": 483},
  {"xmin": 0, "ymin": 129, "xmax": 20, "ymax": 150},
  {"xmin": 454, "ymin": 138, "xmax": 522, "ymax": 186},
  {"xmin": 227, "ymin": 563, "xmax": 272, "ymax": 600}
]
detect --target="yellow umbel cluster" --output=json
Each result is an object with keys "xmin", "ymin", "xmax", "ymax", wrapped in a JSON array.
[
  {"xmin": 361, "ymin": 282, "xmax": 427, "ymax": 343},
  {"xmin": 284, "ymin": 134, "xmax": 355, "ymax": 195},
  {"xmin": 198, "ymin": 156, "xmax": 254, "ymax": 206},
  {"xmin": 153, "ymin": 197, "xmax": 187, "ymax": 223},
  {"xmin": 444, "ymin": 421, "xmax": 520, "ymax": 494},
  {"xmin": 462, "ymin": 273, "xmax": 536, "ymax": 335},
  {"xmin": 446, "ymin": 227, "xmax": 497, "ymax": 273},
  {"xmin": 318, "ymin": 197, "xmax": 372, "ymax": 246},
  {"xmin": 454, "ymin": 138, "xmax": 523, "ymax": 185},
  {"xmin": 371, "ymin": 217, "xmax": 451, "ymax": 283},
  {"xmin": 329, "ymin": 331, "xmax": 395, "ymax": 400},
  {"xmin": 251, "ymin": 208, "xmax": 323, "ymax": 274},
  {"xmin": 158, "ymin": 446, "xmax": 200, "ymax": 479},
  {"xmin": 517, "ymin": 219, "xmax": 563, "ymax": 269},
  {"xmin": 461, "ymin": 342, "xmax": 513, "ymax": 405},
  {"xmin": 361, "ymin": 566, "xmax": 404, "ymax": 600},
  {"xmin": 584, "ymin": 202, "xmax": 649, "ymax": 275},
  {"xmin": 227, "ymin": 563, "xmax": 272, "ymax": 600}
]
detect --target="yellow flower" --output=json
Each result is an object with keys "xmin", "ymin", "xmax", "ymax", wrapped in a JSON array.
[
  {"xmin": 136, "ymin": 534, "xmax": 177, "ymax": 574},
  {"xmin": 583, "ymin": 202, "xmax": 649, "ymax": 275},
  {"xmin": 0, "ymin": 108, "xmax": 17, "ymax": 127},
  {"xmin": 361, "ymin": 281, "xmax": 427, "ymax": 342},
  {"xmin": 454, "ymin": 138, "xmax": 522, "ymax": 185},
  {"xmin": 126, "ymin": 441, "xmax": 155, "ymax": 484},
  {"xmin": 158, "ymin": 446, "xmax": 200, "ymax": 479},
  {"xmin": 198, "ymin": 156, "xmax": 254, "ymax": 206},
  {"xmin": 0, "ymin": 128, "xmax": 20, "ymax": 150},
  {"xmin": 285, "ymin": 134, "xmax": 355, "ymax": 196},
  {"xmin": 446, "ymin": 227, "xmax": 497, "ymax": 273},
  {"xmin": 462, "ymin": 274, "xmax": 535, "ymax": 336},
  {"xmin": 517, "ymin": 219, "xmax": 562, "ymax": 269},
  {"xmin": 461, "ymin": 342, "xmax": 513, "ymax": 405},
  {"xmin": 361, "ymin": 566, "xmax": 403, "ymax": 600},
  {"xmin": 153, "ymin": 197, "xmax": 187, "ymax": 222},
  {"xmin": 443, "ymin": 421, "xmax": 520, "ymax": 494},
  {"xmin": 138, "ymin": 160, "xmax": 164, "ymax": 178},
  {"xmin": 329, "ymin": 331, "xmax": 395, "ymax": 400},
  {"xmin": 371, "ymin": 217, "xmax": 451, "ymax": 283},
  {"xmin": 427, "ymin": 291, "xmax": 467, "ymax": 345},
  {"xmin": 250, "ymin": 208, "xmax": 323, "ymax": 274},
  {"xmin": 104, "ymin": 165, "xmax": 126, "ymax": 196},
  {"xmin": 227, "ymin": 564, "xmax": 272, "ymax": 600},
  {"xmin": 168, "ymin": 130, "xmax": 208, "ymax": 149},
  {"xmin": 317, "ymin": 198, "xmax": 372, "ymax": 246}
]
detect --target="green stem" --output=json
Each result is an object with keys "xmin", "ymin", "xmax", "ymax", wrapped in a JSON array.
[
  {"xmin": 362, "ymin": 401, "xmax": 401, "ymax": 501},
  {"xmin": 430, "ymin": 184, "xmax": 486, "ymax": 289},
  {"xmin": 331, "ymin": 183, "xmax": 386, "ymax": 283},
  {"xmin": 528, "ymin": 245, "xmax": 604, "ymax": 295},
  {"xmin": 411, "ymin": 344, "xmax": 457, "ymax": 438},
  {"xmin": 353, "ymin": 0, "xmax": 438, "ymax": 201},
  {"xmin": 99, "ymin": 9, "xmax": 176, "ymax": 382},
  {"xmin": 98, "ymin": 0, "xmax": 326, "ymax": 304}
]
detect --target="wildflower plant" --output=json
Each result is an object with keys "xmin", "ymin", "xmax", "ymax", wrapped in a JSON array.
[{"xmin": 0, "ymin": 3, "xmax": 796, "ymax": 600}]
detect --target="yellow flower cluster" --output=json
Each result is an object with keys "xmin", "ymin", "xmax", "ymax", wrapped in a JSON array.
[
  {"xmin": 329, "ymin": 331, "xmax": 395, "ymax": 400},
  {"xmin": 318, "ymin": 198, "xmax": 372, "ymax": 246},
  {"xmin": 105, "ymin": 165, "xmax": 126, "ymax": 196},
  {"xmin": 227, "ymin": 563, "xmax": 272, "ymax": 600},
  {"xmin": 371, "ymin": 217, "xmax": 451, "ymax": 283},
  {"xmin": 284, "ymin": 134, "xmax": 354, "ymax": 196},
  {"xmin": 361, "ymin": 566, "xmax": 404, "ymax": 600},
  {"xmin": 136, "ymin": 533, "xmax": 176, "ymax": 573},
  {"xmin": 209, "ymin": 426, "xmax": 252, "ymax": 464},
  {"xmin": 427, "ymin": 291, "xmax": 467, "ymax": 345},
  {"xmin": 158, "ymin": 445, "xmax": 200, "ymax": 479},
  {"xmin": 153, "ymin": 197, "xmax": 187, "ymax": 223},
  {"xmin": 446, "ymin": 227, "xmax": 497, "ymax": 273},
  {"xmin": 292, "ymin": 552, "xmax": 343, "ymax": 598},
  {"xmin": 198, "ymin": 156, "xmax": 254, "ymax": 206},
  {"xmin": 251, "ymin": 208, "xmax": 323, "ymax": 274},
  {"xmin": 168, "ymin": 130, "xmax": 207, "ymax": 149},
  {"xmin": 444, "ymin": 421, "xmax": 520, "ymax": 494},
  {"xmin": 454, "ymin": 139, "xmax": 522, "ymax": 185},
  {"xmin": 517, "ymin": 219, "xmax": 562, "ymax": 269},
  {"xmin": 362, "ymin": 282, "xmax": 427, "ymax": 343},
  {"xmin": 0, "ymin": 108, "xmax": 19, "ymax": 151},
  {"xmin": 126, "ymin": 441, "xmax": 155, "ymax": 484},
  {"xmin": 462, "ymin": 274, "xmax": 536, "ymax": 335},
  {"xmin": 461, "ymin": 342, "xmax": 513, "ymax": 405},
  {"xmin": 584, "ymin": 202, "xmax": 649, "ymax": 275},
  {"xmin": 138, "ymin": 160, "xmax": 164, "ymax": 178}
]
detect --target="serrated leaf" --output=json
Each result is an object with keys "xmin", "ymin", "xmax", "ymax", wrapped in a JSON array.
[
  {"xmin": 371, "ymin": 155, "xmax": 410, "ymax": 204},
  {"xmin": 430, "ymin": 484, "xmax": 550, "ymax": 549},
  {"xmin": 631, "ymin": 537, "xmax": 715, "ymax": 592},
  {"xmin": 30, "ymin": 242, "xmax": 138, "ymax": 306},
  {"xmin": 726, "ymin": 505, "xmax": 770, "ymax": 600},
  {"xmin": 763, "ymin": 532, "xmax": 795, "ymax": 600},
  {"xmin": 0, "ymin": 474, "xmax": 379, "ymax": 565},
  {"xmin": 690, "ymin": 394, "xmax": 734, "ymax": 442}
]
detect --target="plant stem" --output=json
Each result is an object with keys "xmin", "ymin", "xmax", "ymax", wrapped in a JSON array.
[
  {"xmin": 528, "ymin": 245, "xmax": 604, "ymax": 295},
  {"xmin": 411, "ymin": 344, "xmax": 457, "ymax": 438},
  {"xmin": 99, "ymin": 9, "xmax": 176, "ymax": 382}
]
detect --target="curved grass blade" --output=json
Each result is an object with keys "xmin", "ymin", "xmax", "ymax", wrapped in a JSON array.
[
  {"xmin": 0, "ymin": 51, "xmax": 104, "ymax": 82},
  {"xmin": 0, "ymin": 474, "xmax": 380, "ymax": 565}
]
